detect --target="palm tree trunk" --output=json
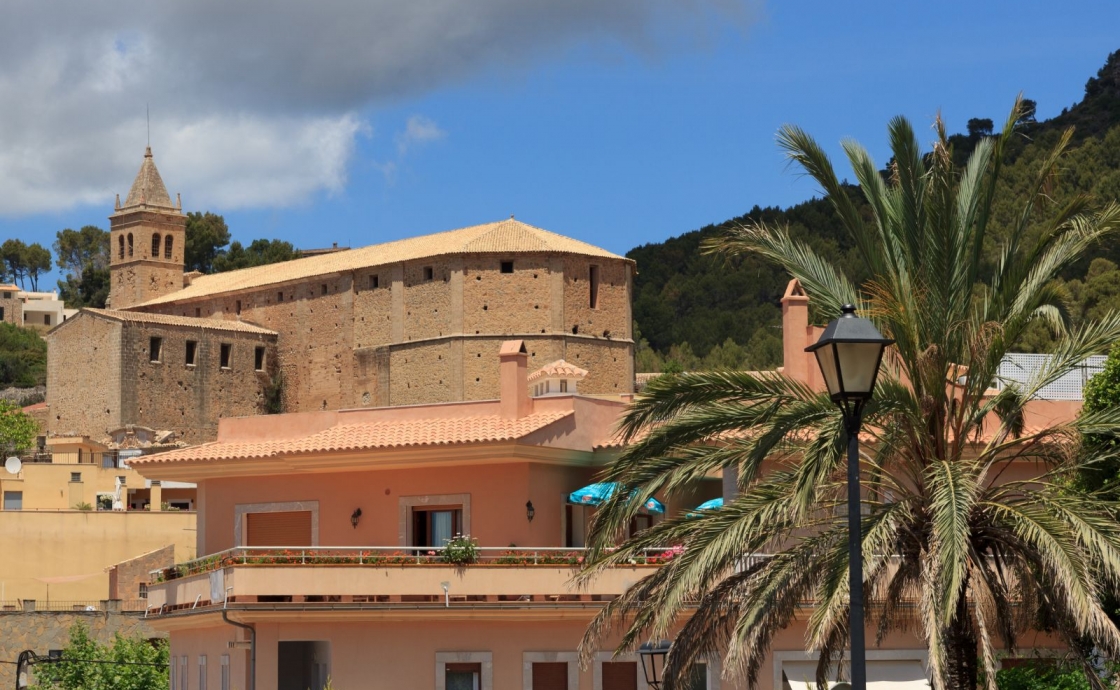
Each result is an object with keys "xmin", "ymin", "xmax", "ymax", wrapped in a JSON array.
[{"xmin": 943, "ymin": 587, "xmax": 978, "ymax": 690}]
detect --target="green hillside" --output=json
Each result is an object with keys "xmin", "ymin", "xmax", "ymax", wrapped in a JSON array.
[{"xmin": 629, "ymin": 50, "xmax": 1120, "ymax": 373}]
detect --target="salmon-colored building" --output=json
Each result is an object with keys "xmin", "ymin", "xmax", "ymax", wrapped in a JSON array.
[{"xmin": 134, "ymin": 281, "xmax": 1074, "ymax": 690}]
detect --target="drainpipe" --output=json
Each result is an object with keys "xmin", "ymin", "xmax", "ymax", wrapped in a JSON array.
[{"xmin": 221, "ymin": 595, "xmax": 255, "ymax": 690}]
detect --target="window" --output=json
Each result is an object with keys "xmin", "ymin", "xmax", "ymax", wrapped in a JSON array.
[
  {"xmin": 423, "ymin": 266, "xmax": 434, "ymax": 281},
  {"xmin": 171, "ymin": 658, "xmax": 176, "ymax": 690},
  {"xmin": 559, "ymin": 379, "xmax": 568, "ymax": 393},
  {"xmin": 219, "ymin": 343, "xmax": 231, "ymax": 369},
  {"xmin": 221, "ymin": 655, "xmax": 230, "ymax": 690},
  {"xmin": 629, "ymin": 514, "xmax": 652, "ymax": 538},
  {"xmin": 139, "ymin": 583, "xmax": 148, "ymax": 599},
  {"xmin": 254, "ymin": 346, "xmax": 266, "ymax": 371},
  {"xmin": 246, "ymin": 511, "xmax": 313, "ymax": 547},
  {"xmin": 321, "ymin": 284, "xmax": 327, "ymax": 295},
  {"xmin": 446, "ymin": 663, "xmax": 482, "ymax": 690},
  {"xmin": 236, "ymin": 300, "xmax": 242, "ymax": 315},
  {"xmin": 199, "ymin": 655, "xmax": 207, "ymax": 690},
  {"xmin": 70, "ymin": 472, "xmax": 82, "ymax": 483},
  {"xmin": 412, "ymin": 507, "xmax": 462, "ymax": 548},
  {"xmin": 0, "ymin": 308, "xmax": 4, "ymax": 321},
  {"xmin": 531, "ymin": 662, "xmax": 567, "ymax": 690},
  {"xmin": 150, "ymin": 337, "xmax": 163, "ymax": 363},
  {"xmin": 601, "ymin": 661, "xmax": 638, "ymax": 690},
  {"xmin": 1, "ymin": 292, "xmax": 8, "ymax": 299},
  {"xmin": 127, "ymin": 233, "xmax": 134, "ymax": 257},
  {"xmin": 369, "ymin": 274, "xmax": 379, "ymax": 289},
  {"xmin": 277, "ymin": 291, "xmax": 284, "ymax": 303},
  {"xmin": 3, "ymin": 491, "xmax": 22, "ymax": 511},
  {"xmin": 186, "ymin": 341, "xmax": 197, "ymax": 366},
  {"xmin": 589, "ymin": 265, "xmax": 600, "ymax": 309},
  {"xmin": 118, "ymin": 235, "xmax": 125, "ymax": 259},
  {"xmin": 43, "ymin": 314, "xmax": 51, "ymax": 326},
  {"xmin": 500, "ymin": 260, "xmax": 513, "ymax": 274},
  {"xmin": 180, "ymin": 655, "xmax": 188, "ymax": 690},
  {"xmin": 152, "ymin": 234, "xmax": 161, "ymax": 258},
  {"xmin": 278, "ymin": 641, "xmax": 330, "ymax": 690},
  {"xmin": 195, "ymin": 307, "xmax": 201, "ymax": 317},
  {"xmin": 165, "ymin": 235, "xmax": 174, "ymax": 259}
]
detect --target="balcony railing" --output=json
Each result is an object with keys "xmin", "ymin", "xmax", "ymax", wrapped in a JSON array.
[
  {"xmin": 150, "ymin": 545, "xmax": 702, "ymax": 583},
  {"xmin": 17, "ymin": 451, "xmax": 131, "ymax": 469}
]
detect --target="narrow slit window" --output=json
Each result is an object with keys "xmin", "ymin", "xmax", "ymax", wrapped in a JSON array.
[
  {"xmin": 500, "ymin": 260, "xmax": 513, "ymax": 274},
  {"xmin": 370, "ymin": 274, "xmax": 379, "ymax": 289},
  {"xmin": 589, "ymin": 265, "xmax": 600, "ymax": 309},
  {"xmin": 195, "ymin": 307, "xmax": 201, "ymax": 317},
  {"xmin": 277, "ymin": 291, "xmax": 284, "ymax": 303},
  {"xmin": 118, "ymin": 235, "xmax": 125, "ymax": 259},
  {"xmin": 127, "ymin": 233, "xmax": 134, "ymax": 257},
  {"xmin": 185, "ymin": 341, "xmax": 197, "ymax": 366},
  {"xmin": 236, "ymin": 300, "xmax": 242, "ymax": 315},
  {"xmin": 219, "ymin": 343, "xmax": 232, "ymax": 369},
  {"xmin": 149, "ymin": 337, "xmax": 162, "ymax": 363},
  {"xmin": 423, "ymin": 266, "xmax": 434, "ymax": 281},
  {"xmin": 254, "ymin": 346, "xmax": 265, "ymax": 372},
  {"xmin": 321, "ymin": 284, "xmax": 328, "ymax": 295}
]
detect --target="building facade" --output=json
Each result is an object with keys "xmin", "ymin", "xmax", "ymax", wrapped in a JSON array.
[{"xmin": 46, "ymin": 149, "xmax": 635, "ymax": 445}]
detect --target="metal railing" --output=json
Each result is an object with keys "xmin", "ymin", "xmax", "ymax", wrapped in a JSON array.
[
  {"xmin": 17, "ymin": 451, "xmax": 131, "ymax": 469},
  {"xmin": 149, "ymin": 545, "xmax": 719, "ymax": 582},
  {"xmin": 0, "ymin": 599, "xmax": 149, "ymax": 612}
]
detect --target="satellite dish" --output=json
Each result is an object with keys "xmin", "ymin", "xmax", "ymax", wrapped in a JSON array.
[{"xmin": 5, "ymin": 457, "xmax": 21, "ymax": 475}]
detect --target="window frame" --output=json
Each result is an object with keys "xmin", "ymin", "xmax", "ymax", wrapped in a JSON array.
[
  {"xmin": 436, "ymin": 652, "xmax": 493, "ymax": 690},
  {"xmin": 254, "ymin": 346, "xmax": 266, "ymax": 372},
  {"xmin": 219, "ymin": 343, "xmax": 232, "ymax": 369},
  {"xmin": 500, "ymin": 260, "xmax": 514, "ymax": 274},
  {"xmin": 150, "ymin": 336, "xmax": 163, "ymax": 363},
  {"xmin": 186, "ymin": 340, "xmax": 198, "ymax": 367}
]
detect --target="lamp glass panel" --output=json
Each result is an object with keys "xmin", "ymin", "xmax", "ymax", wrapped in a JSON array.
[
  {"xmin": 835, "ymin": 342, "xmax": 883, "ymax": 396},
  {"xmin": 814, "ymin": 346, "xmax": 842, "ymax": 397}
]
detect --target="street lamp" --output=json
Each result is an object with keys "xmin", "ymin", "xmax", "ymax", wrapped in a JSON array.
[
  {"xmin": 638, "ymin": 640, "xmax": 672, "ymax": 689},
  {"xmin": 806, "ymin": 304, "xmax": 893, "ymax": 690}
]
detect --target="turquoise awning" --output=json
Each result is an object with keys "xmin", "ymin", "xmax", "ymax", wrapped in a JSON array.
[{"xmin": 568, "ymin": 482, "xmax": 665, "ymax": 514}]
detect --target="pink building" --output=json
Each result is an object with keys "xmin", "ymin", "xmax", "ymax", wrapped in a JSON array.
[{"xmin": 134, "ymin": 281, "xmax": 1073, "ymax": 690}]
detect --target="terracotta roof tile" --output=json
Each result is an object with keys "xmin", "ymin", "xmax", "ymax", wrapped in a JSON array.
[
  {"xmin": 131, "ymin": 410, "xmax": 573, "ymax": 465},
  {"xmin": 528, "ymin": 359, "xmax": 588, "ymax": 382},
  {"xmin": 82, "ymin": 308, "xmax": 277, "ymax": 335},
  {"xmin": 130, "ymin": 219, "xmax": 629, "ymax": 308}
]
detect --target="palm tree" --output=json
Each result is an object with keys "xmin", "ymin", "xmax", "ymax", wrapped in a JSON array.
[{"xmin": 578, "ymin": 99, "xmax": 1120, "ymax": 690}]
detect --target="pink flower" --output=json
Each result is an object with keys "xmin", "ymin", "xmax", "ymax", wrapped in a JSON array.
[{"xmin": 427, "ymin": 550, "xmax": 436, "ymax": 556}]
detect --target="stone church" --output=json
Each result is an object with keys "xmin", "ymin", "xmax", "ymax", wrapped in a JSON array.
[{"xmin": 46, "ymin": 149, "xmax": 635, "ymax": 445}]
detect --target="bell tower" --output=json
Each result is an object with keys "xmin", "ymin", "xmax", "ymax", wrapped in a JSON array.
[{"xmin": 109, "ymin": 147, "xmax": 186, "ymax": 309}]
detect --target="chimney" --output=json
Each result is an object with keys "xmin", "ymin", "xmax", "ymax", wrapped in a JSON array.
[
  {"xmin": 499, "ymin": 340, "xmax": 530, "ymax": 419},
  {"xmin": 780, "ymin": 279, "xmax": 811, "ymax": 385}
]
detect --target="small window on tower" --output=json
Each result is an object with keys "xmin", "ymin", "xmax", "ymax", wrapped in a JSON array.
[
  {"xmin": 185, "ymin": 341, "xmax": 197, "ymax": 366},
  {"xmin": 423, "ymin": 266, "xmax": 434, "ymax": 281},
  {"xmin": 127, "ymin": 233, "xmax": 134, "ymax": 257},
  {"xmin": 589, "ymin": 265, "xmax": 600, "ymax": 309},
  {"xmin": 165, "ymin": 235, "xmax": 174, "ymax": 259},
  {"xmin": 118, "ymin": 235, "xmax": 125, "ymax": 259},
  {"xmin": 254, "ymin": 346, "xmax": 265, "ymax": 372},
  {"xmin": 151, "ymin": 234, "xmax": 161, "ymax": 258},
  {"xmin": 219, "ymin": 343, "xmax": 232, "ymax": 369},
  {"xmin": 149, "ymin": 337, "xmax": 162, "ymax": 363},
  {"xmin": 500, "ymin": 260, "xmax": 514, "ymax": 274}
]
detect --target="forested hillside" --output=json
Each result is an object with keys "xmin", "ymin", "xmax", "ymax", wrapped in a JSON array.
[{"xmin": 630, "ymin": 50, "xmax": 1120, "ymax": 373}]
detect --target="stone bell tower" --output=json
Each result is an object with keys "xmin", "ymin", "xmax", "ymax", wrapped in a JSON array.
[{"xmin": 109, "ymin": 147, "xmax": 186, "ymax": 309}]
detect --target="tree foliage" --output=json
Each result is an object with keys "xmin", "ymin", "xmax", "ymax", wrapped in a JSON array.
[
  {"xmin": 212, "ymin": 238, "xmax": 300, "ymax": 273},
  {"xmin": 1, "ymin": 238, "xmax": 52, "ymax": 291},
  {"xmin": 184, "ymin": 211, "xmax": 231, "ymax": 273},
  {"xmin": 0, "ymin": 322, "xmax": 47, "ymax": 388},
  {"xmin": 0, "ymin": 398, "xmax": 38, "ymax": 453},
  {"xmin": 55, "ymin": 226, "xmax": 110, "ymax": 308},
  {"xmin": 630, "ymin": 50, "xmax": 1120, "ymax": 370},
  {"xmin": 30, "ymin": 621, "xmax": 169, "ymax": 690},
  {"xmin": 579, "ymin": 99, "xmax": 1120, "ymax": 690}
]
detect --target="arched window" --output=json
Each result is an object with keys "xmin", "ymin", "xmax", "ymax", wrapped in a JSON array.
[
  {"xmin": 127, "ymin": 233, "xmax": 134, "ymax": 257},
  {"xmin": 152, "ymin": 234, "xmax": 161, "ymax": 258},
  {"xmin": 118, "ymin": 235, "xmax": 125, "ymax": 260},
  {"xmin": 164, "ymin": 235, "xmax": 174, "ymax": 259}
]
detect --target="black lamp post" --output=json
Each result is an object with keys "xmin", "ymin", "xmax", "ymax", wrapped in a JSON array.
[
  {"xmin": 638, "ymin": 640, "xmax": 672, "ymax": 689},
  {"xmin": 805, "ymin": 304, "xmax": 893, "ymax": 690}
]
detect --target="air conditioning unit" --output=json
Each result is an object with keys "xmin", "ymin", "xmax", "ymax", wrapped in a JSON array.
[{"xmin": 227, "ymin": 641, "xmax": 251, "ymax": 650}]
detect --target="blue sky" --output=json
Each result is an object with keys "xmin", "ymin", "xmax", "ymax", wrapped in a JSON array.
[{"xmin": 2, "ymin": 0, "xmax": 1118, "ymax": 288}]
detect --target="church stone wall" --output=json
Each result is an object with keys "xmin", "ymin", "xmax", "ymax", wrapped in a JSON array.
[
  {"xmin": 118, "ymin": 322, "xmax": 278, "ymax": 445},
  {"xmin": 47, "ymin": 315, "xmax": 122, "ymax": 438}
]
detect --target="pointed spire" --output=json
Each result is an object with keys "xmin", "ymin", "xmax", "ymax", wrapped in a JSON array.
[{"xmin": 120, "ymin": 147, "xmax": 176, "ymax": 211}]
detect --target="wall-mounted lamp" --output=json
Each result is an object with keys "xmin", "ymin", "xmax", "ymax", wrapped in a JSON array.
[
  {"xmin": 525, "ymin": 500, "xmax": 535, "ymax": 523},
  {"xmin": 350, "ymin": 508, "xmax": 362, "ymax": 528}
]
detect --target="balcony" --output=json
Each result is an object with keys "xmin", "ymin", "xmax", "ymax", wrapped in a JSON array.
[{"xmin": 144, "ymin": 546, "xmax": 689, "ymax": 615}]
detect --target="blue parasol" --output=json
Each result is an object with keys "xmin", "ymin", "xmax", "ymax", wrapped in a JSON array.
[
  {"xmin": 686, "ymin": 496, "xmax": 723, "ymax": 517},
  {"xmin": 568, "ymin": 482, "xmax": 665, "ymax": 514}
]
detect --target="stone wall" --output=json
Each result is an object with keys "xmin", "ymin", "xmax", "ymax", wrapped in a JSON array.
[
  {"xmin": 46, "ymin": 314, "xmax": 122, "ymax": 438},
  {"xmin": 0, "ymin": 287, "xmax": 22, "ymax": 326},
  {"xmin": 0, "ymin": 611, "xmax": 164, "ymax": 687},
  {"xmin": 109, "ymin": 208, "xmax": 187, "ymax": 309},
  {"xmin": 109, "ymin": 544, "xmax": 175, "ymax": 604},
  {"xmin": 120, "ymin": 321, "xmax": 278, "ymax": 445}
]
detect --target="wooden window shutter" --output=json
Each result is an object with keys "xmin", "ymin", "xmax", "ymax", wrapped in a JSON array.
[
  {"xmin": 532, "ymin": 662, "xmax": 568, "ymax": 690},
  {"xmin": 601, "ymin": 662, "xmax": 637, "ymax": 690},
  {"xmin": 246, "ymin": 511, "xmax": 312, "ymax": 546}
]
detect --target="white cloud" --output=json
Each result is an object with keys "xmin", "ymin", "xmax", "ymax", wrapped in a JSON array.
[
  {"xmin": 0, "ymin": 0, "xmax": 757, "ymax": 216},
  {"xmin": 396, "ymin": 116, "xmax": 447, "ymax": 156}
]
